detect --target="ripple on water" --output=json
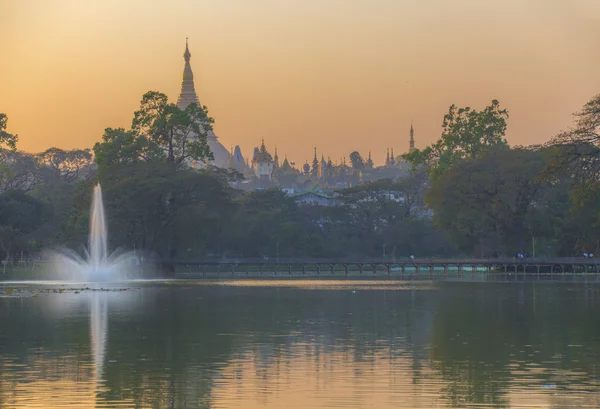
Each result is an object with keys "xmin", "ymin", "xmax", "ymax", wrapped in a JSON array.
[{"xmin": 1, "ymin": 282, "xmax": 600, "ymax": 408}]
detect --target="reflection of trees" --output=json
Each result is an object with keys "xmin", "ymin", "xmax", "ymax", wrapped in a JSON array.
[
  {"xmin": 430, "ymin": 283, "xmax": 600, "ymax": 407},
  {"xmin": 2, "ymin": 283, "xmax": 600, "ymax": 408},
  {"xmin": 0, "ymin": 284, "xmax": 437, "ymax": 407}
]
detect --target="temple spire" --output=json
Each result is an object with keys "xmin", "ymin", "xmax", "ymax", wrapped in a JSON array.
[
  {"xmin": 409, "ymin": 122, "xmax": 415, "ymax": 153},
  {"xmin": 177, "ymin": 38, "xmax": 200, "ymax": 110}
]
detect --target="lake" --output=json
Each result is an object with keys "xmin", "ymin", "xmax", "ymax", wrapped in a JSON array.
[{"xmin": 1, "ymin": 279, "xmax": 600, "ymax": 408}]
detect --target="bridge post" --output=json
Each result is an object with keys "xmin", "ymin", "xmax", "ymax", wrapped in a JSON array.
[
  {"xmin": 458, "ymin": 264, "xmax": 463, "ymax": 279},
  {"xmin": 536, "ymin": 264, "xmax": 540, "ymax": 279},
  {"xmin": 245, "ymin": 265, "xmax": 249, "ymax": 276},
  {"xmin": 416, "ymin": 264, "xmax": 420, "ymax": 276},
  {"xmin": 372, "ymin": 264, "xmax": 377, "ymax": 275},
  {"xmin": 202, "ymin": 264, "xmax": 206, "ymax": 278},
  {"xmin": 401, "ymin": 264, "xmax": 405, "ymax": 278},
  {"xmin": 316, "ymin": 264, "xmax": 321, "ymax": 276},
  {"xmin": 288, "ymin": 264, "xmax": 293, "ymax": 275},
  {"xmin": 260, "ymin": 263, "xmax": 264, "ymax": 277},
  {"xmin": 330, "ymin": 264, "xmax": 335, "ymax": 275},
  {"xmin": 429, "ymin": 264, "xmax": 434, "ymax": 279},
  {"xmin": 386, "ymin": 264, "xmax": 391, "ymax": 276},
  {"xmin": 344, "ymin": 264, "xmax": 349, "ymax": 276},
  {"xmin": 358, "ymin": 264, "xmax": 363, "ymax": 275},
  {"xmin": 302, "ymin": 264, "xmax": 306, "ymax": 275},
  {"xmin": 443, "ymin": 265, "xmax": 448, "ymax": 277}
]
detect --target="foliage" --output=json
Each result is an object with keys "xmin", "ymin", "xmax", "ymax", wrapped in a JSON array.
[
  {"xmin": 426, "ymin": 146, "xmax": 562, "ymax": 256},
  {"xmin": 404, "ymin": 100, "xmax": 509, "ymax": 180},
  {"xmin": 548, "ymin": 94, "xmax": 600, "ymax": 196},
  {"xmin": 132, "ymin": 91, "xmax": 213, "ymax": 164},
  {"xmin": 94, "ymin": 91, "xmax": 214, "ymax": 174},
  {"xmin": 349, "ymin": 151, "xmax": 364, "ymax": 169},
  {"xmin": 94, "ymin": 128, "xmax": 162, "ymax": 171},
  {"xmin": 0, "ymin": 189, "xmax": 50, "ymax": 258},
  {"xmin": 96, "ymin": 162, "xmax": 233, "ymax": 269},
  {"xmin": 36, "ymin": 147, "xmax": 94, "ymax": 182},
  {"xmin": 0, "ymin": 113, "xmax": 18, "ymax": 151}
]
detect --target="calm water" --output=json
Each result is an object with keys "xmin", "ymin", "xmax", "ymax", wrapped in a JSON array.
[{"xmin": 1, "ymin": 280, "xmax": 600, "ymax": 408}]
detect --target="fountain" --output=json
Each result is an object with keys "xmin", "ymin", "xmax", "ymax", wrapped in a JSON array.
[{"xmin": 48, "ymin": 184, "xmax": 136, "ymax": 281}]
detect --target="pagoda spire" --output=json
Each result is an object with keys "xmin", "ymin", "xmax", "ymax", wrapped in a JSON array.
[
  {"xmin": 366, "ymin": 150, "xmax": 374, "ymax": 168},
  {"xmin": 177, "ymin": 38, "xmax": 200, "ymax": 110},
  {"xmin": 409, "ymin": 122, "xmax": 415, "ymax": 153}
]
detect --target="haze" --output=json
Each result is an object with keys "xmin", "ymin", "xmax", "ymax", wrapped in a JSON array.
[{"xmin": 1, "ymin": 0, "xmax": 600, "ymax": 164}]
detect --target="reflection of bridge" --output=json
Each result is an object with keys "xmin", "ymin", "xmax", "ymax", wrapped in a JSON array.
[{"xmin": 171, "ymin": 258, "xmax": 600, "ymax": 279}]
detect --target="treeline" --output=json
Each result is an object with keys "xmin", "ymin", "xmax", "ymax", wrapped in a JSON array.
[{"xmin": 1, "ymin": 92, "xmax": 600, "ymax": 269}]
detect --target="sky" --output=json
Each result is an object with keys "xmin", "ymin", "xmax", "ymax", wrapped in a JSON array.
[{"xmin": 1, "ymin": 0, "xmax": 600, "ymax": 165}]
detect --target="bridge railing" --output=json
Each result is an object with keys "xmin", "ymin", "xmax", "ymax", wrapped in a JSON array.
[{"xmin": 164, "ymin": 257, "xmax": 600, "ymax": 265}]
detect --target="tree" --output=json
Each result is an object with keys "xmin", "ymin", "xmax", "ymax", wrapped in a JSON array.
[
  {"xmin": 330, "ymin": 173, "xmax": 449, "ymax": 258},
  {"xmin": 132, "ymin": 91, "xmax": 213, "ymax": 165},
  {"xmin": 73, "ymin": 161, "xmax": 234, "ymax": 272},
  {"xmin": 94, "ymin": 127, "xmax": 163, "ymax": 172},
  {"xmin": 0, "ymin": 151, "xmax": 44, "ymax": 193},
  {"xmin": 404, "ymin": 100, "xmax": 509, "ymax": 180},
  {"xmin": 224, "ymin": 188, "xmax": 303, "ymax": 258},
  {"xmin": 0, "ymin": 189, "xmax": 50, "ymax": 259},
  {"xmin": 303, "ymin": 162, "xmax": 310, "ymax": 175},
  {"xmin": 426, "ymin": 146, "xmax": 546, "ymax": 256},
  {"xmin": 349, "ymin": 151, "xmax": 365, "ymax": 170},
  {"xmin": 36, "ymin": 147, "xmax": 94, "ymax": 182},
  {"xmin": 0, "ymin": 114, "xmax": 18, "ymax": 151},
  {"xmin": 94, "ymin": 91, "xmax": 214, "ymax": 174},
  {"xmin": 548, "ymin": 94, "xmax": 600, "ymax": 196}
]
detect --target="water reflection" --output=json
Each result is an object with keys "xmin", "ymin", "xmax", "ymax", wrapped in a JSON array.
[
  {"xmin": 0, "ymin": 281, "xmax": 600, "ymax": 408},
  {"xmin": 90, "ymin": 291, "xmax": 108, "ymax": 382}
]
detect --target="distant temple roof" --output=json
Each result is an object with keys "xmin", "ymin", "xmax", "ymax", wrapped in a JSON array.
[{"xmin": 253, "ymin": 140, "xmax": 273, "ymax": 163}]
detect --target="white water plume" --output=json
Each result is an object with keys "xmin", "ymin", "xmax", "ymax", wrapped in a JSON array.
[{"xmin": 47, "ymin": 184, "xmax": 137, "ymax": 281}]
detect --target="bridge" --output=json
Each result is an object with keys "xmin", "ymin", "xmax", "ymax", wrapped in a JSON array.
[{"xmin": 171, "ymin": 257, "xmax": 600, "ymax": 280}]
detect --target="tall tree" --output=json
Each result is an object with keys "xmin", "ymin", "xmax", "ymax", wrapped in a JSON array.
[
  {"xmin": 36, "ymin": 148, "xmax": 94, "ymax": 182},
  {"xmin": 349, "ymin": 151, "xmax": 365, "ymax": 170},
  {"xmin": 549, "ymin": 94, "xmax": 600, "ymax": 197},
  {"xmin": 131, "ymin": 91, "xmax": 213, "ymax": 165},
  {"xmin": 94, "ymin": 91, "xmax": 214, "ymax": 174},
  {"xmin": 0, "ymin": 113, "xmax": 18, "ymax": 151},
  {"xmin": 94, "ymin": 127, "xmax": 164, "ymax": 171},
  {"xmin": 0, "ymin": 151, "xmax": 44, "ymax": 192},
  {"xmin": 0, "ymin": 189, "xmax": 50, "ymax": 259},
  {"xmin": 70, "ymin": 161, "xmax": 233, "ymax": 272},
  {"xmin": 404, "ymin": 100, "xmax": 509, "ymax": 180},
  {"xmin": 426, "ymin": 146, "xmax": 545, "ymax": 256}
]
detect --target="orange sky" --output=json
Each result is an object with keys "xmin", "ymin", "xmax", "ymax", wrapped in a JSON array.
[{"xmin": 1, "ymin": 0, "xmax": 600, "ymax": 165}]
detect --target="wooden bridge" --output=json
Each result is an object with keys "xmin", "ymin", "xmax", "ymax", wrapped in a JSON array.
[{"xmin": 171, "ymin": 257, "xmax": 600, "ymax": 280}]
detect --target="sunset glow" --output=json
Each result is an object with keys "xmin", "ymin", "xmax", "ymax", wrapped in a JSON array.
[{"xmin": 1, "ymin": 0, "xmax": 600, "ymax": 164}]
